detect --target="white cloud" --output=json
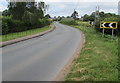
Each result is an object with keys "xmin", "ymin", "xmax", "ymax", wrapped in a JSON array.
[
  {"xmin": 42, "ymin": 0, "xmax": 119, "ymax": 2},
  {"xmin": 0, "ymin": 0, "xmax": 119, "ymax": 17},
  {"xmin": 59, "ymin": 4, "xmax": 65, "ymax": 8},
  {"xmin": 0, "ymin": 0, "xmax": 8, "ymax": 11},
  {"xmin": 47, "ymin": 2, "xmax": 118, "ymax": 17}
]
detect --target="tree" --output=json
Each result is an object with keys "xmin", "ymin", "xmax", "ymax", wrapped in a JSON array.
[
  {"xmin": 57, "ymin": 16, "xmax": 62, "ymax": 21},
  {"xmin": 2, "ymin": 9, "xmax": 10, "ymax": 16},
  {"xmin": 67, "ymin": 16, "xmax": 71, "ymax": 18},
  {"xmin": 71, "ymin": 10, "xmax": 78, "ymax": 20},
  {"xmin": 8, "ymin": 1, "xmax": 26, "ymax": 20},
  {"xmin": 54, "ymin": 16, "xmax": 56, "ymax": 18},
  {"xmin": 22, "ymin": 11, "xmax": 34, "ymax": 26},
  {"xmin": 7, "ymin": 0, "xmax": 47, "ymax": 20},
  {"xmin": 62, "ymin": 16, "xmax": 65, "ymax": 18},
  {"xmin": 83, "ymin": 14, "xmax": 90, "ymax": 21},
  {"xmin": 45, "ymin": 14, "xmax": 51, "ymax": 19},
  {"xmin": 58, "ymin": 16, "xmax": 61, "ymax": 18},
  {"xmin": 38, "ymin": 2, "xmax": 49, "ymax": 15},
  {"xmin": 2, "ymin": 0, "xmax": 50, "ymax": 35},
  {"xmin": 89, "ymin": 12, "xmax": 95, "ymax": 21},
  {"xmin": 26, "ymin": 2, "xmax": 36, "ymax": 12}
]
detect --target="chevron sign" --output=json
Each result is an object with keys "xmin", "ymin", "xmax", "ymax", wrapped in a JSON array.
[{"xmin": 100, "ymin": 22, "xmax": 118, "ymax": 29}]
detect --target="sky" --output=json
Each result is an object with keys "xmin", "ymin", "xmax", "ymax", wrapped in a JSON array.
[{"xmin": 0, "ymin": 0, "xmax": 120, "ymax": 17}]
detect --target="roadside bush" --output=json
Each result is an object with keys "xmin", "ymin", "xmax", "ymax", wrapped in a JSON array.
[
  {"xmin": 2, "ymin": 15, "xmax": 51, "ymax": 35},
  {"xmin": 22, "ymin": 11, "xmax": 51, "ymax": 29},
  {"xmin": 10, "ymin": 20, "xmax": 24, "ymax": 32},
  {"xmin": 77, "ymin": 21, "xmax": 91, "ymax": 27},
  {"xmin": 2, "ymin": 16, "xmax": 24, "ymax": 34},
  {"xmin": 2, "ymin": 16, "xmax": 11, "ymax": 34},
  {"xmin": 22, "ymin": 11, "xmax": 42, "ymax": 28},
  {"xmin": 38, "ymin": 19, "xmax": 51, "ymax": 27},
  {"xmin": 2, "ymin": 21, "xmax": 9, "ymax": 35},
  {"xmin": 60, "ymin": 19, "xmax": 77, "ymax": 25},
  {"xmin": 22, "ymin": 11, "xmax": 33, "ymax": 27}
]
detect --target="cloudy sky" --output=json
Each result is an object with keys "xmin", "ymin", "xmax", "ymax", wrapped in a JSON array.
[{"xmin": 0, "ymin": 0, "xmax": 120, "ymax": 17}]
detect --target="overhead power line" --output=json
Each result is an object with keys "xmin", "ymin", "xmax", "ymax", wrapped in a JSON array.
[{"xmin": 75, "ymin": 0, "xmax": 79, "ymax": 10}]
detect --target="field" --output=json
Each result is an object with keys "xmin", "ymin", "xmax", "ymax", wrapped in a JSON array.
[
  {"xmin": 62, "ymin": 21, "xmax": 119, "ymax": 81},
  {"xmin": 0, "ymin": 26, "xmax": 50, "ymax": 42}
]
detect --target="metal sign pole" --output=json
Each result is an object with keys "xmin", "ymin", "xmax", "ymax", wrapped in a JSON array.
[
  {"xmin": 112, "ymin": 29, "xmax": 114, "ymax": 40},
  {"xmin": 102, "ymin": 28, "xmax": 105, "ymax": 37}
]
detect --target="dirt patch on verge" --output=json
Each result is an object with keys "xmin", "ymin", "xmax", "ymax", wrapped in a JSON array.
[
  {"xmin": 70, "ymin": 67, "xmax": 86, "ymax": 74},
  {"xmin": 70, "ymin": 76, "xmax": 89, "ymax": 81}
]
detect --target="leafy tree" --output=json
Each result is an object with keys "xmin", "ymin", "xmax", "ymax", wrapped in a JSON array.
[
  {"xmin": 83, "ymin": 14, "xmax": 90, "ymax": 21},
  {"xmin": 38, "ymin": 2, "xmax": 49, "ymax": 14},
  {"xmin": 54, "ymin": 16, "xmax": 56, "ymax": 18},
  {"xmin": 58, "ymin": 16, "xmax": 61, "ymax": 18},
  {"xmin": 8, "ymin": 1, "xmax": 26, "ymax": 20},
  {"xmin": 45, "ymin": 14, "xmax": 51, "ymax": 19},
  {"xmin": 2, "ymin": 9, "xmax": 10, "ymax": 16},
  {"xmin": 89, "ymin": 12, "xmax": 95, "ymax": 21},
  {"xmin": 62, "ymin": 16, "xmax": 65, "ymax": 18},
  {"xmin": 67, "ymin": 16, "xmax": 71, "ymax": 18},
  {"xmin": 71, "ymin": 10, "xmax": 78, "ymax": 20},
  {"xmin": 57, "ymin": 16, "xmax": 62, "ymax": 21},
  {"xmin": 22, "ymin": 11, "xmax": 33, "ymax": 26},
  {"xmin": 7, "ymin": 0, "xmax": 46, "ymax": 20},
  {"xmin": 2, "ymin": 0, "xmax": 51, "ymax": 35}
]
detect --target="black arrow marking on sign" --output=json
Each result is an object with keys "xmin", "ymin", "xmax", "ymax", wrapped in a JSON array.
[{"xmin": 111, "ymin": 23, "xmax": 116, "ymax": 27}]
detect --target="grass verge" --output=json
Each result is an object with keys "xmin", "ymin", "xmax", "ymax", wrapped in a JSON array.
[
  {"xmin": 61, "ymin": 21, "xmax": 119, "ymax": 81},
  {"xmin": 0, "ymin": 26, "xmax": 51, "ymax": 42}
]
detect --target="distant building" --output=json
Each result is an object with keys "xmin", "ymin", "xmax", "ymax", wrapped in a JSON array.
[{"xmin": 118, "ymin": 1, "xmax": 120, "ymax": 15}]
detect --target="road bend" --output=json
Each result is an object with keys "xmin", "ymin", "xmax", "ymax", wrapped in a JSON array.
[{"xmin": 2, "ymin": 22, "xmax": 83, "ymax": 81}]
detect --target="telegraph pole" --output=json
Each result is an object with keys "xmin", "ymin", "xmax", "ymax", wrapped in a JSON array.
[
  {"xmin": 94, "ymin": 6, "xmax": 100, "ymax": 28},
  {"xmin": 118, "ymin": 1, "xmax": 120, "ymax": 15}
]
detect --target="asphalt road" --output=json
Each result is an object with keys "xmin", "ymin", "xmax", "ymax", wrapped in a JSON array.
[{"xmin": 2, "ymin": 22, "xmax": 83, "ymax": 81}]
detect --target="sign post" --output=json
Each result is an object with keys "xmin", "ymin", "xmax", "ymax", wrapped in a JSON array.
[
  {"xmin": 100, "ymin": 22, "xmax": 118, "ymax": 39},
  {"xmin": 112, "ymin": 29, "xmax": 114, "ymax": 40},
  {"xmin": 102, "ymin": 28, "xmax": 105, "ymax": 37}
]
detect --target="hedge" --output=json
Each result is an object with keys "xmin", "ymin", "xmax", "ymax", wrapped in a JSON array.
[
  {"xmin": 2, "ymin": 16, "xmax": 51, "ymax": 35},
  {"xmin": 60, "ymin": 19, "xmax": 77, "ymax": 25}
]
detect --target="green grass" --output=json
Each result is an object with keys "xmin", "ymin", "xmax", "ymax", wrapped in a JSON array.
[
  {"xmin": 0, "ymin": 26, "xmax": 51, "ymax": 42},
  {"xmin": 62, "ymin": 21, "xmax": 119, "ymax": 81}
]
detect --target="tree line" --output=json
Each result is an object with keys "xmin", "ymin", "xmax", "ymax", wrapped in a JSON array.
[
  {"xmin": 59, "ymin": 11, "xmax": 120, "ymax": 35},
  {"xmin": 82, "ymin": 11, "xmax": 120, "ymax": 35},
  {"xmin": 1, "ymin": 0, "xmax": 51, "ymax": 35}
]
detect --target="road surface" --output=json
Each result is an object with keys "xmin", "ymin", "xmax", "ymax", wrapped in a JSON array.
[{"xmin": 2, "ymin": 22, "xmax": 83, "ymax": 81}]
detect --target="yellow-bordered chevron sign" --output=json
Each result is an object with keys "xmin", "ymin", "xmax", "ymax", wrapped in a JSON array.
[
  {"xmin": 100, "ymin": 22, "xmax": 118, "ymax": 29},
  {"xmin": 88, "ymin": 21, "xmax": 93, "ymax": 25}
]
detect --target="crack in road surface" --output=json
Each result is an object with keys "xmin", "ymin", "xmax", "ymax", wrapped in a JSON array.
[{"xmin": 2, "ymin": 22, "xmax": 83, "ymax": 81}]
